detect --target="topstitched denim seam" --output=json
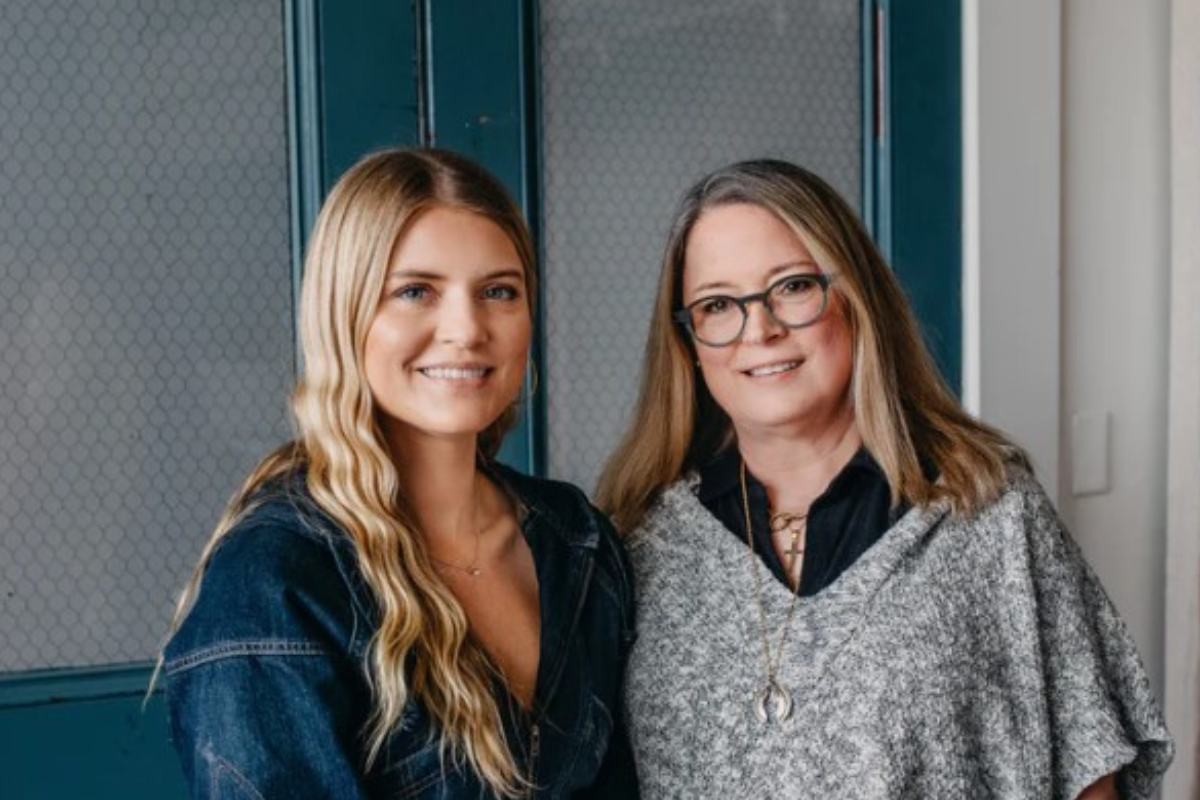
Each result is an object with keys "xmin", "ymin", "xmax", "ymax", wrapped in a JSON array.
[{"xmin": 167, "ymin": 639, "xmax": 333, "ymax": 674}]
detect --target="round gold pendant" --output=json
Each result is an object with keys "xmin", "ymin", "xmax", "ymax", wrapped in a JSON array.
[{"xmin": 753, "ymin": 679, "xmax": 793, "ymax": 724}]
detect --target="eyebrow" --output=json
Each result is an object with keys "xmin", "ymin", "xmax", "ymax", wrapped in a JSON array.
[
  {"xmin": 688, "ymin": 260, "xmax": 819, "ymax": 295},
  {"xmin": 383, "ymin": 267, "xmax": 525, "ymax": 284}
]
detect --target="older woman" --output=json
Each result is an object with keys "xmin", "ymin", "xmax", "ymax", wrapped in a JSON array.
[
  {"xmin": 160, "ymin": 149, "xmax": 636, "ymax": 799},
  {"xmin": 598, "ymin": 159, "xmax": 1172, "ymax": 799}
]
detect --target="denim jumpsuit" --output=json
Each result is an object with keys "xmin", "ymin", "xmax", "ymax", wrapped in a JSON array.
[{"xmin": 164, "ymin": 463, "xmax": 638, "ymax": 799}]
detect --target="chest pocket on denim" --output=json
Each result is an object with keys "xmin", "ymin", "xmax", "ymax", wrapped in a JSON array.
[
  {"xmin": 388, "ymin": 751, "xmax": 444, "ymax": 800},
  {"xmin": 379, "ymin": 704, "xmax": 461, "ymax": 800},
  {"xmin": 561, "ymin": 691, "xmax": 614, "ymax": 793}
]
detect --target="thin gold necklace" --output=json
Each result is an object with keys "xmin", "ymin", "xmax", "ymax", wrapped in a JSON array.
[
  {"xmin": 429, "ymin": 477, "xmax": 485, "ymax": 578},
  {"xmin": 740, "ymin": 460, "xmax": 806, "ymax": 724},
  {"xmin": 429, "ymin": 538, "xmax": 483, "ymax": 577}
]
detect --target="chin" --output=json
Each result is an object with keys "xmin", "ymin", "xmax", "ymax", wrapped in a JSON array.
[
  {"xmin": 385, "ymin": 411, "xmax": 502, "ymax": 444},
  {"xmin": 732, "ymin": 406, "xmax": 826, "ymax": 435}
]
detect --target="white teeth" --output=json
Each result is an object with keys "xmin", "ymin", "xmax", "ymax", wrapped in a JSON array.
[
  {"xmin": 421, "ymin": 367, "xmax": 488, "ymax": 380},
  {"xmin": 747, "ymin": 361, "xmax": 800, "ymax": 377}
]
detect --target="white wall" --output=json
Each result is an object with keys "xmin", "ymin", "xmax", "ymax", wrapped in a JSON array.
[
  {"xmin": 1164, "ymin": 0, "xmax": 1200, "ymax": 793},
  {"xmin": 965, "ymin": 0, "xmax": 1062, "ymax": 498},
  {"xmin": 966, "ymin": 0, "xmax": 1170, "ymax": 708},
  {"xmin": 1059, "ymin": 0, "xmax": 1170, "ymax": 697}
]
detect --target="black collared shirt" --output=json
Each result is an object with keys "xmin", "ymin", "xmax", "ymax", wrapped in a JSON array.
[{"xmin": 696, "ymin": 446, "xmax": 907, "ymax": 596}]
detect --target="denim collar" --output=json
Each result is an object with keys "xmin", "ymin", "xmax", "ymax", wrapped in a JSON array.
[{"xmin": 482, "ymin": 458, "xmax": 602, "ymax": 551}]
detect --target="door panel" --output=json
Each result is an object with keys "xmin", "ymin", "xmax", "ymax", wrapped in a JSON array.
[
  {"xmin": 0, "ymin": 0, "xmax": 293, "ymax": 796},
  {"xmin": 536, "ymin": 0, "xmax": 865, "ymax": 491}
]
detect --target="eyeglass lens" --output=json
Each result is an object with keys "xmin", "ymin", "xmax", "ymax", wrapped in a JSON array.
[{"xmin": 689, "ymin": 274, "xmax": 827, "ymax": 345}]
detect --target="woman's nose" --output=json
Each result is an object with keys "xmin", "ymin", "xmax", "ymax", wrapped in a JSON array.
[
  {"xmin": 739, "ymin": 298, "xmax": 783, "ymax": 344},
  {"xmin": 436, "ymin": 294, "xmax": 487, "ymax": 348}
]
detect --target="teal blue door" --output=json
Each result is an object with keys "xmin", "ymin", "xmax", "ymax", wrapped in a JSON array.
[
  {"xmin": 0, "ymin": 3, "xmax": 422, "ymax": 797},
  {"xmin": 0, "ymin": 4, "xmax": 537, "ymax": 797}
]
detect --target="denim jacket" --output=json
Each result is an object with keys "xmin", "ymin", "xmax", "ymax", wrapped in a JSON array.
[{"xmin": 164, "ymin": 462, "xmax": 639, "ymax": 799}]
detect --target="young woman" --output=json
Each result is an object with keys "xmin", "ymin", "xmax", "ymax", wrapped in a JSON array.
[
  {"xmin": 161, "ymin": 148, "xmax": 636, "ymax": 799},
  {"xmin": 598, "ymin": 159, "xmax": 1172, "ymax": 799}
]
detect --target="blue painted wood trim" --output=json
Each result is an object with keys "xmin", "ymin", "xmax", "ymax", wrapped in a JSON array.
[
  {"xmin": 317, "ymin": 0, "xmax": 420, "ymax": 189},
  {"xmin": 861, "ymin": 0, "xmax": 877, "ymax": 230},
  {"xmin": 0, "ymin": 663, "xmax": 154, "ymax": 709},
  {"xmin": 517, "ymin": 0, "xmax": 546, "ymax": 478},
  {"xmin": 285, "ymin": 0, "xmax": 322, "ymax": 364},
  {"xmin": 4, "ymin": 687, "xmax": 185, "ymax": 799},
  {"xmin": 864, "ymin": 0, "xmax": 893, "ymax": 254},
  {"xmin": 886, "ymin": 0, "xmax": 962, "ymax": 392},
  {"xmin": 871, "ymin": 0, "xmax": 962, "ymax": 393},
  {"xmin": 424, "ymin": 0, "xmax": 543, "ymax": 475}
]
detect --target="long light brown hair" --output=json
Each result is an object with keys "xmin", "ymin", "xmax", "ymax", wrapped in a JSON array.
[
  {"xmin": 161, "ymin": 148, "xmax": 536, "ymax": 796},
  {"xmin": 596, "ymin": 159, "xmax": 1025, "ymax": 533}
]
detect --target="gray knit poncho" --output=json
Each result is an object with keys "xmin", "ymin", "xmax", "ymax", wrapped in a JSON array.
[{"xmin": 624, "ymin": 471, "xmax": 1172, "ymax": 799}]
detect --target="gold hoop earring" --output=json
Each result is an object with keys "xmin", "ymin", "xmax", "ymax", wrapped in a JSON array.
[
  {"xmin": 514, "ymin": 360, "xmax": 539, "ymax": 407},
  {"xmin": 527, "ymin": 360, "xmax": 539, "ymax": 397}
]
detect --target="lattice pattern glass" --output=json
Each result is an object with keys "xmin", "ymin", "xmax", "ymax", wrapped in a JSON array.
[
  {"xmin": 0, "ymin": 0, "xmax": 293, "ymax": 671},
  {"xmin": 539, "ymin": 0, "xmax": 863, "ymax": 492}
]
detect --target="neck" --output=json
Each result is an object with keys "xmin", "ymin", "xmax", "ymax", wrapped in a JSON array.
[
  {"xmin": 736, "ymin": 410, "xmax": 861, "ymax": 512},
  {"xmin": 389, "ymin": 430, "xmax": 483, "ymax": 545}
]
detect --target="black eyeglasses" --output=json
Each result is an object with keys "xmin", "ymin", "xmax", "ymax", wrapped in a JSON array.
[{"xmin": 673, "ymin": 272, "xmax": 835, "ymax": 347}]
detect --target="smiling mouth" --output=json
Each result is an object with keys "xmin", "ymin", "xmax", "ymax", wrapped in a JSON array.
[
  {"xmin": 744, "ymin": 360, "xmax": 802, "ymax": 377},
  {"xmin": 418, "ymin": 366, "xmax": 492, "ymax": 380}
]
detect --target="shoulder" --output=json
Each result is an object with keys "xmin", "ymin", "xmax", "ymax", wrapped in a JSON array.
[
  {"xmin": 164, "ymin": 493, "xmax": 369, "ymax": 672},
  {"xmin": 496, "ymin": 462, "xmax": 629, "ymax": 567},
  {"xmin": 930, "ymin": 466, "xmax": 1101, "ymax": 602},
  {"xmin": 489, "ymin": 461, "xmax": 611, "ymax": 546},
  {"xmin": 625, "ymin": 476, "xmax": 704, "ymax": 552},
  {"xmin": 990, "ymin": 466, "xmax": 1057, "ymax": 523},
  {"xmin": 940, "ymin": 465, "xmax": 1059, "ymax": 542},
  {"xmin": 210, "ymin": 498, "xmax": 356, "ymax": 600}
]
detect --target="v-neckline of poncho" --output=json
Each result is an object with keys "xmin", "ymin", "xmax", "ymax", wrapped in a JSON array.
[{"xmin": 658, "ymin": 475, "xmax": 950, "ymax": 674}]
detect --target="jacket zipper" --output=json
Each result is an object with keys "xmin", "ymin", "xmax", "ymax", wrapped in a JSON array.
[{"xmin": 528, "ymin": 721, "xmax": 541, "ymax": 784}]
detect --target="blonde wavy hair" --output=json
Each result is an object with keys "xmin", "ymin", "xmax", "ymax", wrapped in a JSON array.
[
  {"xmin": 596, "ymin": 159, "xmax": 1026, "ymax": 533},
  {"xmin": 160, "ymin": 148, "xmax": 537, "ymax": 796}
]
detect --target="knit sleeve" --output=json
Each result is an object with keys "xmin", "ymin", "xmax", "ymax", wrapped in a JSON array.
[{"xmin": 1018, "ymin": 478, "xmax": 1173, "ymax": 800}]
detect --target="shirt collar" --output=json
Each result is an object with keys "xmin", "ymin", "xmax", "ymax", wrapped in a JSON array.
[{"xmin": 696, "ymin": 443, "xmax": 887, "ymax": 503}]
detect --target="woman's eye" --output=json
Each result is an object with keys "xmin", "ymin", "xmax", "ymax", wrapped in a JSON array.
[
  {"xmin": 777, "ymin": 275, "xmax": 818, "ymax": 295},
  {"xmin": 697, "ymin": 297, "xmax": 733, "ymax": 316},
  {"xmin": 482, "ymin": 284, "xmax": 520, "ymax": 302},
  {"xmin": 393, "ymin": 284, "xmax": 434, "ymax": 303}
]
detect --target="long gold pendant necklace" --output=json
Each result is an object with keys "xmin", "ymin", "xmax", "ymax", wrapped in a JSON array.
[{"xmin": 740, "ymin": 460, "xmax": 807, "ymax": 725}]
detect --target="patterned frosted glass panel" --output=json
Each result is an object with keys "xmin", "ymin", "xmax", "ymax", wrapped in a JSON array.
[
  {"xmin": 540, "ymin": 0, "xmax": 861, "ymax": 491},
  {"xmin": 0, "ymin": 1, "xmax": 293, "ymax": 670}
]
